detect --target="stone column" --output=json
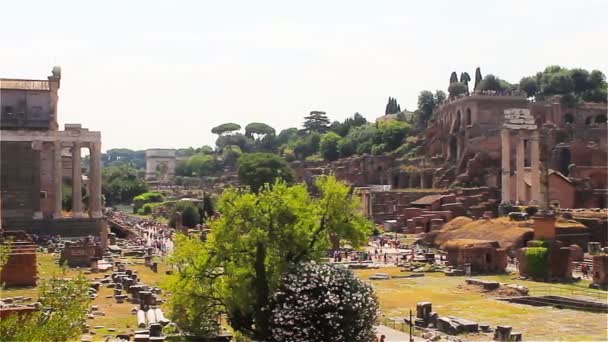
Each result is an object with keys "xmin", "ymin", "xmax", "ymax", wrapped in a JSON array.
[
  {"xmin": 31, "ymin": 141, "xmax": 44, "ymax": 219},
  {"xmin": 420, "ymin": 172, "xmax": 426, "ymax": 189},
  {"xmin": 52, "ymin": 141, "xmax": 63, "ymax": 218},
  {"xmin": 530, "ymin": 132, "xmax": 541, "ymax": 206},
  {"xmin": 71, "ymin": 142, "xmax": 84, "ymax": 217},
  {"xmin": 500, "ymin": 129, "xmax": 511, "ymax": 203},
  {"xmin": 89, "ymin": 141, "xmax": 103, "ymax": 218},
  {"xmin": 516, "ymin": 133, "xmax": 526, "ymax": 203}
]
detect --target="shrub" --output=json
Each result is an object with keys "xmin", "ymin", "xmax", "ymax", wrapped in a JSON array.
[
  {"xmin": 524, "ymin": 247, "xmax": 548, "ymax": 279},
  {"xmin": 269, "ymin": 262, "xmax": 379, "ymax": 342},
  {"xmin": 133, "ymin": 192, "xmax": 165, "ymax": 213}
]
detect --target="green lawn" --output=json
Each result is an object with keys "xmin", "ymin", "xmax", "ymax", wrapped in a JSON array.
[{"xmin": 355, "ymin": 268, "xmax": 608, "ymax": 341}]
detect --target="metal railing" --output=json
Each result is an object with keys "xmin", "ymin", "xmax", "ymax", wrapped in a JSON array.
[{"xmin": 530, "ymin": 285, "xmax": 607, "ymax": 303}]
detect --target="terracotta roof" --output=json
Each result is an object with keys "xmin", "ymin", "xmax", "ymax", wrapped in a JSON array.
[
  {"xmin": 0, "ymin": 79, "xmax": 50, "ymax": 91},
  {"xmin": 411, "ymin": 194, "xmax": 444, "ymax": 205}
]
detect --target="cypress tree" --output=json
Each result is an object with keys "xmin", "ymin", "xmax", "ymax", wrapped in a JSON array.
[
  {"xmin": 474, "ymin": 67, "xmax": 483, "ymax": 91},
  {"xmin": 450, "ymin": 72, "xmax": 459, "ymax": 84}
]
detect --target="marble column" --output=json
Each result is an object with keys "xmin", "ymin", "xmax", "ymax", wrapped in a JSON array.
[
  {"xmin": 89, "ymin": 141, "xmax": 102, "ymax": 218},
  {"xmin": 52, "ymin": 141, "xmax": 63, "ymax": 218},
  {"xmin": 516, "ymin": 134, "xmax": 526, "ymax": 203},
  {"xmin": 71, "ymin": 142, "xmax": 84, "ymax": 217},
  {"xmin": 530, "ymin": 132, "xmax": 541, "ymax": 205},
  {"xmin": 500, "ymin": 129, "xmax": 511, "ymax": 203}
]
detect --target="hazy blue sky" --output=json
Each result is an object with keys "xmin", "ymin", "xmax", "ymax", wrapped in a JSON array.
[{"xmin": 2, "ymin": 0, "xmax": 606, "ymax": 151}]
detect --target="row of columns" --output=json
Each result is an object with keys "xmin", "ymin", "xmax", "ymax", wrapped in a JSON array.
[
  {"xmin": 46, "ymin": 140, "xmax": 102, "ymax": 219},
  {"xmin": 501, "ymin": 129, "xmax": 541, "ymax": 205}
]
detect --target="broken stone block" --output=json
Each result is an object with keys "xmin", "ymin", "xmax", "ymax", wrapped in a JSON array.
[{"xmin": 436, "ymin": 317, "xmax": 458, "ymax": 335}]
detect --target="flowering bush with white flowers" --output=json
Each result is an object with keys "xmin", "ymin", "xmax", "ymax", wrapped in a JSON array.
[{"xmin": 269, "ymin": 262, "xmax": 379, "ymax": 342}]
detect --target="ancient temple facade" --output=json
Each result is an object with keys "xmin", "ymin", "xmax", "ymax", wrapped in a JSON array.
[{"xmin": 0, "ymin": 67, "xmax": 104, "ymax": 236}]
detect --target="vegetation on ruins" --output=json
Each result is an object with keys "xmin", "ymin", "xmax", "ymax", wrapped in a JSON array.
[
  {"xmin": 319, "ymin": 131, "xmax": 341, "ymax": 161},
  {"xmin": 186, "ymin": 154, "xmax": 221, "ymax": 182},
  {"xmin": 524, "ymin": 247, "xmax": 549, "ymax": 279},
  {"xmin": 413, "ymin": 90, "xmax": 445, "ymax": 131},
  {"xmin": 385, "ymin": 96, "xmax": 402, "ymax": 114},
  {"xmin": 519, "ymin": 66, "xmax": 607, "ymax": 104},
  {"xmin": 166, "ymin": 176, "xmax": 373, "ymax": 340},
  {"xmin": 0, "ymin": 272, "xmax": 91, "ymax": 341},
  {"xmin": 268, "ymin": 262, "xmax": 379, "ymax": 342},
  {"xmin": 237, "ymin": 153, "xmax": 294, "ymax": 192},
  {"xmin": 133, "ymin": 191, "xmax": 165, "ymax": 214},
  {"xmin": 102, "ymin": 164, "xmax": 148, "ymax": 205}
]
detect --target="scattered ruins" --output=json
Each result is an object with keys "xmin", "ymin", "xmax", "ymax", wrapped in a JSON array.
[{"xmin": 0, "ymin": 67, "xmax": 104, "ymax": 236}]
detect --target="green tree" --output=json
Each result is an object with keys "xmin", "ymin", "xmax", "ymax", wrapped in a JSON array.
[
  {"xmin": 166, "ymin": 176, "xmax": 372, "ymax": 340},
  {"xmin": 319, "ymin": 132, "xmax": 341, "ymax": 161},
  {"xmin": 211, "ymin": 123, "xmax": 241, "ymax": 135},
  {"xmin": 169, "ymin": 201, "xmax": 201, "ymax": 228},
  {"xmin": 102, "ymin": 164, "xmax": 148, "ymax": 205},
  {"xmin": 478, "ymin": 74, "xmax": 505, "ymax": 91},
  {"xmin": 237, "ymin": 153, "xmax": 294, "ymax": 192},
  {"xmin": 449, "ymin": 71, "xmax": 459, "ymax": 84},
  {"xmin": 0, "ymin": 272, "xmax": 91, "ymax": 341},
  {"xmin": 221, "ymin": 145, "xmax": 243, "ymax": 170},
  {"xmin": 201, "ymin": 192, "xmax": 215, "ymax": 222},
  {"xmin": 519, "ymin": 76, "xmax": 538, "ymax": 97},
  {"xmin": 269, "ymin": 262, "xmax": 379, "ymax": 342},
  {"xmin": 303, "ymin": 111, "xmax": 331, "ymax": 133},
  {"xmin": 293, "ymin": 132, "xmax": 321, "ymax": 160},
  {"xmin": 187, "ymin": 154, "xmax": 220, "ymax": 182},
  {"xmin": 474, "ymin": 67, "xmax": 483, "ymax": 90},
  {"xmin": 384, "ymin": 97, "xmax": 401, "ymax": 114},
  {"xmin": 197, "ymin": 145, "xmax": 215, "ymax": 155},
  {"xmin": 245, "ymin": 122, "xmax": 276, "ymax": 139},
  {"xmin": 175, "ymin": 160, "xmax": 191, "ymax": 177},
  {"xmin": 448, "ymin": 82, "xmax": 468, "ymax": 97},
  {"xmin": 216, "ymin": 133, "xmax": 255, "ymax": 153},
  {"xmin": 337, "ymin": 137, "xmax": 356, "ymax": 158}
]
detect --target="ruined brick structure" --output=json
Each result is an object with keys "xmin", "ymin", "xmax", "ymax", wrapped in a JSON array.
[
  {"xmin": 408, "ymin": 93, "xmax": 608, "ymax": 208},
  {"xmin": 443, "ymin": 240, "xmax": 508, "ymax": 274},
  {"xmin": 1, "ymin": 67, "xmax": 104, "ymax": 236},
  {"xmin": 0, "ymin": 232, "xmax": 37, "ymax": 286}
]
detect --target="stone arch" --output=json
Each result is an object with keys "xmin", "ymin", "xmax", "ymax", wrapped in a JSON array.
[
  {"xmin": 564, "ymin": 113, "xmax": 574, "ymax": 124},
  {"xmin": 595, "ymin": 114, "xmax": 607, "ymax": 124},
  {"xmin": 455, "ymin": 110, "xmax": 462, "ymax": 131},
  {"xmin": 585, "ymin": 116, "xmax": 593, "ymax": 125},
  {"xmin": 466, "ymin": 108, "xmax": 472, "ymax": 126}
]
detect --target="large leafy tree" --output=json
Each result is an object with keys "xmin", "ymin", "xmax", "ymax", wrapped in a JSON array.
[
  {"xmin": 303, "ymin": 111, "xmax": 331, "ymax": 133},
  {"xmin": 102, "ymin": 164, "xmax": 148, "ymax": 205},
  {"xmin": 166, "ymin": 176, "xmax": 372, "ymax": 340},
  {"xmin": 320, "ymin": 132, "xmax": 341, "ymax": 161},
  {"xmin": 245, "ymin": 122, "xmax": 276, "ymax": 139},
  {"xmin": 187, "ymin": 154, "xmax": 220, "ymax": 182},
  {"xmin": 237, "ymin": 153, "xmax": 294, "ymax": 192},
  {"xmin": 0, "ymin": 273, "xmax": 91, "ymax": 341},
  {"xmin": 269, "ymin": 262, "xmax": 379, "ymax": 342}
]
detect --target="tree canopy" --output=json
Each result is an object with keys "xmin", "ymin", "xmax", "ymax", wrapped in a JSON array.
[
  {"xmin": 319, "ymin": 132, "xmax": 341, "ymax": 161},
  {"xmin": 237, "ymin": 153, "xmax": 294, "ymax": 192},
  {"xmin": 187, "ymin": 154, "xmax": 220, "ymax": 179},
  {"xmin": 303, "ymin": 111, "xmax": 331, "ymax": 133},
  {"xmin": 102, "ymin": 164, "xmax": 148, "ymax": 205},
  {"xmin": 245, "ymin": 122, "xmax": 276, "ymax": 139},
  {"xmin": 385, "ymin": 97, "xmax": 401, "ymax": 115},
  {"xmin": 211, "ymin": 123, "xmax": 241, "ymax": 135},
  {"xmin": 520, "ymin": 66, "xmax": 606, "ymax": 103},
  {"xmin": 166, "ymin": 176, "xmax": 372, "ymax": 340}
]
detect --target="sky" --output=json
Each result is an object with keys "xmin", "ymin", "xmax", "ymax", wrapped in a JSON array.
[{"xmin": 1, "ymin": 0, "xmax": 606, "ymax": 152}]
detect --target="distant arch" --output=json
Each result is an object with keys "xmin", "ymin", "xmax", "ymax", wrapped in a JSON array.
[
  {"xmin": 466, "ymin": 108, "xmax": 472, "ymax": 126},
  {"xmin": 564, "ymin": 113, "xmax": 574, "ymax": 124},
  {"xmin": 585, "ymin": 116, "xmax": 593, "ymax": 125},
  {"xmin": 595, "ymin": 115, "xmax": 607, "ymax": 124}
]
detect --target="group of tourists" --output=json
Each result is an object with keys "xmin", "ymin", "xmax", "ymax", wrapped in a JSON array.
[{"xmin": 104, "ymin": 208, "xmax": 175, "ymax": 255}]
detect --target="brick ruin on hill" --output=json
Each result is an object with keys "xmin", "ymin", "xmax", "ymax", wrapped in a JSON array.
[{"xmin": 291, "ymin": 94, "xmax": 608, "ymax": 220}]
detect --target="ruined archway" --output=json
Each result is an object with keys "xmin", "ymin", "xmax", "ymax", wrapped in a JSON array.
[
  {"xmin": 449, "ymin": 136, "xmax": 458, "ymax": 160},
  {"xmin": 585, "ymin": 116, "xmax": 593, "ymax": 125},
  {"xmin": 595, "ymin": 115, "xmax": 607, "ymax": 124},
  {"xmin": 564, "ymin": 113, "xmax": 574, "ymax": 124},
  {"xmin": 466, "ymin": 108, "xmax": 472, "ymax": 126}
]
